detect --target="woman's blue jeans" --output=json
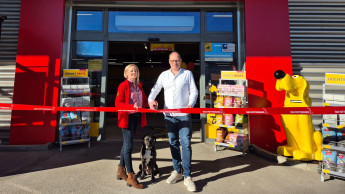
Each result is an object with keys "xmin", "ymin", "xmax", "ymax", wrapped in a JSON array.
[
  {"xmin": 119, "ymin": 113, "xmax": 141, "ymax": 173},
  {"xmin": 165, "ymin": 115, "xmax": 192, "ymax": 177}
]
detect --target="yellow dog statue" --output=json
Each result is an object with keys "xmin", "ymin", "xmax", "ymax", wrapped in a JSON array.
[{"xmin": 274, "ymin": 70, "xmax": 322, "ymax": 161}]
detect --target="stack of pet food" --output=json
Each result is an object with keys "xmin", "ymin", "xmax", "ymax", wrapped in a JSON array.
[
  {"xmin": 322, "ymin": 150, "xmax": 345, "ymax": 173},
  {"xmin": 322, "ymin": 127, "xmax": 345, "ymax": 148},
  {"xmin": 59, "ymin": 125, "xmax": 90, "ymax": 140},
  {"xmin": 224, "ymin": 133, "xmax": 248, "ymax": 148}
]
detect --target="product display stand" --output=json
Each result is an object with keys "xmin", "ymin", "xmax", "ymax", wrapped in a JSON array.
[
  {"xmin": 213, "ymin": 71, "xmax": 249, "ymax": 156},
  {"xmin": 58, "ymin": 76, "xmax": 91, "ymax": 151},
  {"xmin": 320, "ymin": 73, "xmax": 345, "ymax": 181}
]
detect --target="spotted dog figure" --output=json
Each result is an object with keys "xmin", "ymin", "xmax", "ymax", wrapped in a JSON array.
[
  {"xmin": 137, "ymin": 134, "xmax": 160, "ymax": 181},
  {"xmin": 275, "ymin": 70, "xmax": 323, "ymax": 161}
]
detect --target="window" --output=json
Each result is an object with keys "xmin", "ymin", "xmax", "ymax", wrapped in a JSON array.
[
  {"xmin": 108, "ymin": 11, "xmax": 200, "ymax": 33},
  {"xmin": 76, "ymin": 11, "xmax": 102, "ymax": 31},
  {"xmin": 206, "ymin": 12, "xmax": 233, "ymax": 32}
]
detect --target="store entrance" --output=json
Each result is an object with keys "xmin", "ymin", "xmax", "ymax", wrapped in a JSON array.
[{"xmin": 105, "ymin": 42, "xmax": 200, "ymax": 141}]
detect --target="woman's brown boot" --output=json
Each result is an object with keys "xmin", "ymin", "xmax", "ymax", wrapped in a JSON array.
[
  {"xmin": 116, "ymin": 165, "xmax": 128, "ymax": 181},
  {"xmin": 127, "ymin": 172, "xmax": 144, "ymax": 189}
]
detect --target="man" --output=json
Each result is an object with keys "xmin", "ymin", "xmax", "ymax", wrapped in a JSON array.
[{"xmin": 148, "ymin": 51, "xmax": 198, "ymax": 192}]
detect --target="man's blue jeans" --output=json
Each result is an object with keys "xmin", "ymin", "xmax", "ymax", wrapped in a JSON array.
[
  {"xmin": 165, "ymin": 115, "xmax": 192, "ymax": 177},
  {"xmin": 119, "ymin": 113, "xmax": 141, "ymax": 173}
]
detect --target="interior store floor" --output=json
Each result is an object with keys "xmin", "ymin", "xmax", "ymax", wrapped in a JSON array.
[{"xmin": 104, "ymin": 114, "xmax": 201, "ymax": 142}]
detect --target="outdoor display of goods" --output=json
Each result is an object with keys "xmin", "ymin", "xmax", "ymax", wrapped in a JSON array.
[
  {"xmin": 58, "ymin": 74, "xmax": 91, "ymax": 151},
  {"xmin": 212, "ymin": 71, "xmax": 249, "ymax": 155},
  {"xmin": 320, "ymin": 73, "xmax": 345, "ymax": 181}
]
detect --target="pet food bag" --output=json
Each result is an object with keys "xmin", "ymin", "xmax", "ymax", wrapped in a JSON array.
[
  {"xmin": 216, "ymin": 127, "xmax": 227, "ymax": 143},
  {"xmin": 74, "ymin": 97, "xmax": 83, "ymax": 107},
  {"xmin": 233, "ymin": 97, "xmax": 242, "ymax": 108},
  {"xmin": 214, "ymin": 114, "xmax": 223, "ymax": 125},
  {"xmin": 81, "ymin": 111, "xmax": 91, "ymax": 122},
  {"xmin": 82, "ymin": 96, "xmax": 91, "ymax": 107},
  {"xmin": 59, "ymin": 126, "xmax": 70, "ymax": 139},
  {"xmin": 217, "ymin": 84, "xmax": 231, "ymax": 95},
  {"xmin": 336, "ymin": 153, "xmax": 345, "ymax": 173},
  {"xmin": 235, "ymin": 114, "xmax": 247, "ymax": 127},
  {"xmin": 337, "ymin": 131, "xmax": 345, "ymax": 142},
  {"xmin": 223, "ymin": 96, "xmax": 234, "ymax": 107},
  {"xmin": 339, "ymin": 114, "xmax": 345, "ymax": 126},
  {"xmin": 228, "ymin": 133, "xmax": 247, "ymax": 147},
  {"xmin": 223, "ymin": 114, "xmax": 234, "ymax": 126},
  {"xmin": 214, "ymin": 96, "xmax": 224, "ymax": 107},
  {"xmin": 70, "ymin": 125, "xmax": 81, "ymax": 140},
  {"xmin": 322, "ymin": 150, "xmax": 337, "ymax": 170},
  {"xmin": 323, "ymin": 114, "xmax": 337, "ymax": 126},
  {"xmin": 70, "ymin": 111, "xmax": 81, "ymax": 123},
  {"xmin": 80, "ymin": 125, "xmax": 90, "ymax": 139},
  {"xmin": 230, "ymin": 85, "xmax": 246, "ymax": 96},
  {"xmin": 60, "ymin": 112, "xmax": 71, "ymax": 123},
  {"xmin": 62, "ymin": 98, "xmax": 75, "ymax": 107},
  {"xmin": 322, "ymin": 127, "xmax": 337, "ymax": 144},
  {"xmin": 224, "ymin": 132, "xmax": 231, "ymax": 143}
]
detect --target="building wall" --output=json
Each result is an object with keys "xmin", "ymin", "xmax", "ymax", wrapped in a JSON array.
[
  {"xmin": 245, "ymin": 0, "xmax": 292, "ymax": 152},
  {"xmin": 0, "ymin": 0, "xmax": 21, "ymax": 143},
  {"xmin": 9, "ymin": 0, "xmax": 65, "ymax": 144},
  {"xmin": 9, "ymin": 0, "xmax": 293, "ymax": 152}
]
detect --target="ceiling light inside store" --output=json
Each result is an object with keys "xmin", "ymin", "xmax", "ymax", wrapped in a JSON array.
[
  {"xmin": 145, "ymin": 62, "xmax": 161, "ymax": 64},
  {"xmin": 123, "ymin": 62, "xmax": 139, "ymax": 64},
  {"xmin": 77, "ymin": 14, "xmax": 93, "ymax": 16}
]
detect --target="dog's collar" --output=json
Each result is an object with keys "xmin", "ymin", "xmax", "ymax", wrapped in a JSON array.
[{"xmin": 290, "ymin": 100, "xmax": 302, "ymax": 103}]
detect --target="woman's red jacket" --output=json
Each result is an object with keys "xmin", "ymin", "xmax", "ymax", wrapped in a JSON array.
[{"xmin": 115, "ymin": 79, "xmax": 148, "ymax": 129}]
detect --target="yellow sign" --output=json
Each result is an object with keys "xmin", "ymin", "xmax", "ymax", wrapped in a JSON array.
[
  {"xmin": 150, "ymin": 43, "xmax": 175, "ymax": 51},
  {"xmin": 221, "ymin": 71, "xmax": 246, "ymax": 80},
  {"xmin": 63, "ymin": 69, "xmax": 88, "ymax": 77},
  {"xmin": 88, "ymin": 59, "xmax": 102, "ymax": 72},
  {"xmin": 205, "ymin": 42, "xmax": 211, "ymax": 52},
  {"xmin": 325, "ymin": 73, "xmax": 345, "ymax": 85}
]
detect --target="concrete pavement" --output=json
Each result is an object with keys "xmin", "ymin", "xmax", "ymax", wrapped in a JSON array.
[{"xmin": 0, "ymin": 140, "xmax": 344, "ymax": 194}]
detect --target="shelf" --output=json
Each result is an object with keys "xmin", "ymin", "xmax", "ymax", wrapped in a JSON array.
[
  {"xmin": 215, "ymin": 141, "xmax": 248, "ymax": 149},
  {"xmin": 218, "ymin": 123, "xmax": 248, "ymax": 129},
  {"xmin": 217, "ymin": 93, "xmax": 245, "ymax": 97},
  {"xmin": 215, "ymin": 105, "xmax": 246, "ymax": 108},
  {"xmin": 61, "ymin": 121, "xmax": 90, "ymax": 126},
  {"xmin": 322, "ymin": 123, "xmax": 344, "ymax": 129},
  {"xmin": 323, "ymin": 103, "xmax": 345, "ymax": 107},
  {"xmin": 323, "ymin": 145, "xmax": 345, "ymax": 152},
  {"xmin": 322, "ymin": 169, "xmax": 345, "ymax": 177},
  {"xmin": 61, "ymin": 138, "xmax": 90, "ymax": 145}
]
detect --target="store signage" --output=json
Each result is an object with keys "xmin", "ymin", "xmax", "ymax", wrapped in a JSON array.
[
  {"xmin": 63, "ymin": 69, "xmax": 88, "ymax": 77},
  {"xmin": 222, "ymin": 43, "xmax": 235, "ymax": 52},
  {"xmin": 205, "ymin": 42, "xmax": 233, "ymax": 62},
  {"xmin": 88, "ymin": 59, "xmax": 102, "ymax": 72},
  {"xmin": 221, "ymin": 71, "xmax": 246, "ymax": 80},
  {"xmin": 325, "ymin": 73, "xmax": 345, "ymax": 85},
  {"xmin": 150, "ymin": 43, "xmax": 175, "ymax": 51}
]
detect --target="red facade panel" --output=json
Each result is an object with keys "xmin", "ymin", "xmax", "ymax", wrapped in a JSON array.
[{"xmin": 10, "ymin": 0, "xmax": 65, "ymax": 144}]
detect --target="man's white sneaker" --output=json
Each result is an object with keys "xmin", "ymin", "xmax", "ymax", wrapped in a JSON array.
[
  {"xmin": 184, "ymin": 176, "xmax": 196, "ymax": 192},
  {"xmin": 166, "ymin": 170, "xmax": 183, "ymax": 184}
]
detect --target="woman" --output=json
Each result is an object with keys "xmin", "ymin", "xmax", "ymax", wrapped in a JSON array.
[{"xmin": 115, "ymin": 64, "xmax": 148, "ymax": 189}]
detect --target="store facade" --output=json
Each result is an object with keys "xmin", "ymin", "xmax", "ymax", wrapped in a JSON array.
[{"xmin": 9, "ymin": 0, "xmax": 292, "ymax": 152}]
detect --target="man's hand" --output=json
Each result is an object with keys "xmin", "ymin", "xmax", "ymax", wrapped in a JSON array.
[
  {"xmin": 149, "ymin": 101, "xmax": 158, "ymax": 110},
  {"xmin": 187, "ymin": 105, "xmax": 192, "ymax": 108}
]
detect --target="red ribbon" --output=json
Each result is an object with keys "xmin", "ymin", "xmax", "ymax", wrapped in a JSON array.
[{"xmin": 1, "ymin": 103, "xmax": 345, "ymax": 115}]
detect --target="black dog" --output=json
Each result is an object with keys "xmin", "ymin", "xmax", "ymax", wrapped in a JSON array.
[{"xmin": 137, "ymin": 134, "xmax": 160, "ymax": 181}]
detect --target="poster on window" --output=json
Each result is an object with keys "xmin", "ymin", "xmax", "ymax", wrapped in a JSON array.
[{"xmin": 205, "ymin": 43, "xmax": 234, "ymax": 62}]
